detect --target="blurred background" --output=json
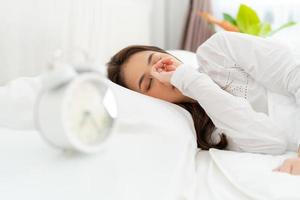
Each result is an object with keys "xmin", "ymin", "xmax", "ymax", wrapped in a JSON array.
[{"xmin": 1, "ymin": 0, "xmax": 300, "ymax": 84}]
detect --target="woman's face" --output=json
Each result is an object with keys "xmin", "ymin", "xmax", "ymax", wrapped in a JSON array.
[{"xmin": 122, "ymin": 50, "xmax": 193, "ymax": 103}]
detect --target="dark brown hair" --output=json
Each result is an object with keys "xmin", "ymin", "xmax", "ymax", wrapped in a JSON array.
[{"xmin": 106, "ymin": 45, "xmax": 227, "ymax": 150}]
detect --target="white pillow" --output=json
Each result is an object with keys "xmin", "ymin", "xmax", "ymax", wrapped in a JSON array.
[
  {"xmin": 0, "ymin": 50, "xmax": 197, "ymax": 131},
  {"xmin": 104, "ymin": 79, "xmax": 198, "ymax": 199}
]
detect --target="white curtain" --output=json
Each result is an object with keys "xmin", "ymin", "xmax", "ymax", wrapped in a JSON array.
[
  {"xmin": 0, "ymin": 0, "xmax": 165, "ymax": 84},
  {"xmin": 0, "ymin": 0, "xmax": 191, "ymax": 84}
]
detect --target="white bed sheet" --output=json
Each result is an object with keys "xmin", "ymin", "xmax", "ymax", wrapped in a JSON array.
[
  {"xmin": 0, "ymin": 128, "xmax": 118, "ymax": 200},
  {"xmin": 0, "ymin": 127, "xmax": 198, "ymax": 200},
  {"xmin": 3, "ymin": 127, "xmax": 300, "ymax": 200}
]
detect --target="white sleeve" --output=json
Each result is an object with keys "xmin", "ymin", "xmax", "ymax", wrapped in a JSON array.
[
  {"xmin": 197, "ymin": 31, "xmax": 300, "ymax": 105},
  {"xmin": 170, "ymin": 64, "xmax": 288, "ymax": 155}
]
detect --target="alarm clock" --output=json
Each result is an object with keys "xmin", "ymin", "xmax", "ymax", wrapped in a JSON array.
[{"xmin": 34, "ymin": 61, "xmax": 118, "ymax": 153}]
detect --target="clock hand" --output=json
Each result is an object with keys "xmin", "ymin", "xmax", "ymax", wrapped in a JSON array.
[
  {"xmin": 80, "ymin": 110, "xmax": 105, "ymax": 137},
  {"xmin": 79, "ymin": 111, "xmax": 90, "ymax": 129},
  {"xmin": 88, "ymin": 114, "xmax": 103, "ymax": 133}
]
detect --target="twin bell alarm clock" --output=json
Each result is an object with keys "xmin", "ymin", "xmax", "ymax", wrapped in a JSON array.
[{"xmin": 35, "ymin": 52, "xmax": 118, "ymax": 153}]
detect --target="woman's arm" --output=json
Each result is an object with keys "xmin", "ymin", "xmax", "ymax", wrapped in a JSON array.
[
  {"xmin": 170, "ymin": 64, "xmax": 288, "ymax": 155},
  {"xmin": 197, "ymin": 31, "xmax": 300, "ymax": 105}
]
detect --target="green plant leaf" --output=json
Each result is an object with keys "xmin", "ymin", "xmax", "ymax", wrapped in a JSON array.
[
  {"xmin": 223, "ymin": 13, "xmax": 237, "ymax": 25},
  {"xmin": 259, "ymin": 22, "xmax": 272, "ymax": 37},
  {"xmin": 236, "ymin": 4, "xmax": 260, "ymax": 35},
  {"xmin": 268, "ymin": 21, "xmax": 297, "ymax": 36},
  {"xmin": 248, "ymin": 23, "xmax": 261, "ymax": 35}
]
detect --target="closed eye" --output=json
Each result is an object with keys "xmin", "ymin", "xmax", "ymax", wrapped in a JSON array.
[{"xmin": 147, "ymin": 78, "xmax": 153, "ymax": 91}]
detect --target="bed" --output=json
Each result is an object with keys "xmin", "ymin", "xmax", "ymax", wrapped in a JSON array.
[
  {"xmin": 1, "ymin": 127, "xmax": 300, "ymax": 200},
  {"xmin": 1, "ymin": 49, "xmax": 300, "ymax": 200}
]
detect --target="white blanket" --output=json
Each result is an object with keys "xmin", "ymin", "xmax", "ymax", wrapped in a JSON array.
[{"xmin": 196, "ymin": 149, "xmax": 300, "ymax": 200}]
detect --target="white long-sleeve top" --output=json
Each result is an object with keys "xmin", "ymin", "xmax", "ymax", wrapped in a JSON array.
[{"xmin": 170, "ymin": 31, "xmax": 300, "ymax": 155}]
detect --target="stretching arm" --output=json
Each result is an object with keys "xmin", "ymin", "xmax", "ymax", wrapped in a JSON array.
[{"xmin": 171, "ymin": 64, "xmax": 288, "ymax": 155}]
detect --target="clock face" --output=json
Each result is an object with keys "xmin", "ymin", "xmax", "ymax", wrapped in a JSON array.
[{"xmin": 66, "ymin": 80, "xmax": 114, "ymax": 146}]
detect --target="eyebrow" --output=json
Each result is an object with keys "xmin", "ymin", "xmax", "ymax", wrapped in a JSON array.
[
  {"xmin": 139, "ymin": 53, "xmax": 154, "ymax": 91},
  {"xmin": 147, "ymin": 53, "xmax": 154, "ymax": 65}
]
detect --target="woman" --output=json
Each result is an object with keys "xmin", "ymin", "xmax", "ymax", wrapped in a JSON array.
[{"xmin": 107, "ymin": 31, "xmax": 300, "ymax": 175}]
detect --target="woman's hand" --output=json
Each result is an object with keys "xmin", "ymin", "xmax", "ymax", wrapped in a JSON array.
[
  {"xmin": 273, "ymin": 157, "xmax": 300, "ymax": 175},
  {"xmin": 150, "ymin": 57, "xmax": 178, "ymax": 85}
]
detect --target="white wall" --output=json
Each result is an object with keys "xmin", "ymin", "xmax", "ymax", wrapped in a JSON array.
[{"xmin": 0, "ymin": 0, "xmax": 189, "ymax": 84}]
